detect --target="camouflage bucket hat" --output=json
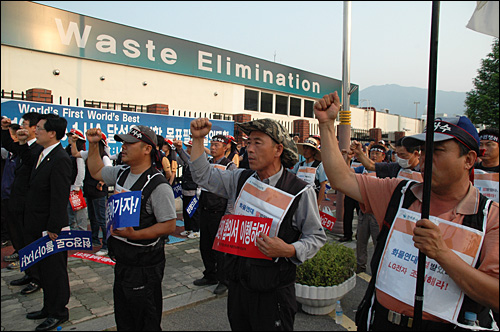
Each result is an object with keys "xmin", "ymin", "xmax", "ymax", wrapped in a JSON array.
[{"xmin": 237, "ymin": 119, "xmax": 298, "ymax": 168}]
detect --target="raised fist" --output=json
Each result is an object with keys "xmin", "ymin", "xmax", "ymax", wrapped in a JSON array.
[
  {"xmin": 190, "ymin": 118, "xmax": 212, "ymax": 139},
  {"xmin": 86, "ymin": 128, "xmax": 102, "ymax": 144},
  {"xmin": 1, "ymin": 117, "xmax": 12, "ymax": 130}
]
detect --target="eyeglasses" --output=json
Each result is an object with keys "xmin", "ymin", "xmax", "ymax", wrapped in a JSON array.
[{"xmin": 35, "ymin": 126, "xmax": 47, "ymax": 131}]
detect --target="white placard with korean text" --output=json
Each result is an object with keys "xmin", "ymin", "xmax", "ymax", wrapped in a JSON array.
[
  {"xmin": 375, "ymin": 208, "xmax": 484, "ymax": 324},
  {"xmin": 234, "ymin": 176, "xmax": 306, "ymax": 238}
]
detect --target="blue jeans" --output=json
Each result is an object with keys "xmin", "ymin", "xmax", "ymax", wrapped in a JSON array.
[
  {"xmin": 67, "ymin": 200, "xmax": 88, "ymax": 232},
  {"xmin": 87, "ymin": 196, "xmax": 107, "ymax": 250}
]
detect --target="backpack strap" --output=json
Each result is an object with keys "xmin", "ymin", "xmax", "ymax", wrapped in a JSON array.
[
  {"xmin": 457, "ymin": 194, "xmax": 496, "ymax": 329},
  {"xmin": 236, "ymin": 169, "xmax": 257, "ymax": 195},
  {"xmin": 312, "ymin": 160, "xmax": 321, "ymax": 168}
]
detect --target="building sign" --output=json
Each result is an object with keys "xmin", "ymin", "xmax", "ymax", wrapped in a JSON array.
[
  {"xmin": 1, "ymin": 99, "xmax": 234, "ymax": 156},
  {"xmin": 0, "ymin": 1, "xmax": 358, "ymax": 102}
]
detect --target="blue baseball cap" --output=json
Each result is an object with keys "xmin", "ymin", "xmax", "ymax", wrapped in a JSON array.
[{"xmin": 403, "ymin": 116, "xmax": 479, "ymax": 153}]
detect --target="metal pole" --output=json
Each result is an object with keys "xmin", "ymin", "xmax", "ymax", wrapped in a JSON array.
[
  {"xmin": 336, "ymin": 0, "xmax": 352, "ymax": 232},
  {"xmin": 413, "ymin": 2, "xmax": 440, "ymax": 330}
]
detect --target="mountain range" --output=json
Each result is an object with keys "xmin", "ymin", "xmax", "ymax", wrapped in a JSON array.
[{"xmin": 358, "ymin": 84, "xmax": 468, "ymax": 119}]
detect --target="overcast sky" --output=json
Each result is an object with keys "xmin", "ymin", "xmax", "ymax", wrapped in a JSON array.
[{"xmin": 35, "ymin": 1, "xmax": 496, "ymax": 93}]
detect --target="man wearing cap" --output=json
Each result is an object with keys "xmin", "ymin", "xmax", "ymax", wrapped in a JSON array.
[
  {"xmin": 289, "ymin": 137, "xmax": 328, "ymax": 207},
  {"xmin": 314, "ymin": 91, "xmax": 498, "ymax": 331},
  {"xmin": 189, "ymin": 117, "xmax": 326, "ymax": 330},
  {"xmin": 473, "ymin": 128, "xmax": 499, "ymax": 203},
  {"xmin": 66, "ymin": 129, "xmax": 88, "ymax": 232},
  {"xmin": 85, "ymin": 125, "xmax": 177, "ymax": 331},
  {"xmin": 349, "ymin": 138, "xmax": 421, "ymax": 179},
  {"xmin": 193, "ymin": 134, "xmax": 237, "ymax": 295},
  {"xmin": 476, "ymin": 128, "xmax": 499, "ymax": 173},
  {"xmin": 173, "ymin": 139, "xmax": 201, "ymax": 239}
]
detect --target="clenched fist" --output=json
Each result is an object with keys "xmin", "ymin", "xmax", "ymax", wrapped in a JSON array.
[
  {"xmin": 190, "ymin": 118, "xmax": 211, "ymax": 139},
  {"xmin": 313, "ymin": 91, "xmax": 341, "ymax": 124},
  {"xmin": 86, "ymin": 128, "xmax": 102, "ymax": 144}
]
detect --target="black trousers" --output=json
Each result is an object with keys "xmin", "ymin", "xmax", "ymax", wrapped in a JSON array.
[
  {"xmin": 7, "ymin": 207, "xmax": 25, "ymax": 253},
  {"xmin": 343, "ymin": 195, "xmax": 359, "ymax": 238},
  {"xmin": 199, "ymin": 208, "xmax": 226, "ymax": 283},
  {"xmin": 10, "ymin": 210, "xmax": 40, "ymax": 281},
  {"xmin": 227, "ymin": 280, "xmax": 297, "ymax": 331},
  {"xmin": 1, "ymin": 199, "xmax": 11, "ymax": 241},
  {"xmin": 182, "ymin": 195, "xmax": 200, "ymax": 232},
  {"xmin": 113, "ymin": 259, "xmax": 165, "ymax": 331},
  {"xmin": 28, "ymin": 248, "xmax": 69, "ymax": 319}
]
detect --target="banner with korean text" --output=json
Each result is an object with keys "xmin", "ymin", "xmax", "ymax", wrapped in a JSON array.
[
  {"xmin": 474, "ymin": 169, "xmax": 499, "ymax": 202},
  {"xmin": 213, "ymin": 214, "xmax": 273, "ymax": 260},
  {"xmin": 234, "ymin": 177, "xmax": 299, "ymax": 238},
  {"xmin": 19, "ymin": 230, "xmax": 92, "ymax": 272},
  {"xmin": 1, "ymin": 99, "xmax": 234, "ymax": 157},
  {"xmin": 105, "ymin": 190, "xmax": 141, "ymax": 239},
  {"xmin": 319, "ymin": 211, "xmax": 336, "ymax": 231},
  {"xmin": 172, "ymin": 183, "xmax": 183, "ymax": 199},
  {"xmin": 186, "ymin": 196, "xmax": 199, "ymax": 218},
  {"xmin": 375, "ymin": 209, "xmax": 484, "ymax": 323},
  {"xmin": 70, "ymin": 252, "xmax": 116, "ymax": 266}
]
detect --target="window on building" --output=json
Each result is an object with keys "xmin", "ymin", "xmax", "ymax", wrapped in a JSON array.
[
  {"xmin": 304, "ymin": 100, "xmax": 314, "ymax": 118},
  {"xmin": 244, "ymin": 89, "xmax": 259, "ymax": 111},
  {"xmin": 275, "ymin": 95, "xmax": 288, "ymax": 115},
  {"xmin": 290, "ymin": 97, "xmax": 301, "ymax": 117},
  {"xmin": 261, "ymin": 92, "xmax": 273, "ymax": 113}
]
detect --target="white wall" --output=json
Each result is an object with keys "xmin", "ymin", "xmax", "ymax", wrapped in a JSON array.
[
  {"xmin": 1, "ymin": 46, "xmax": 240, "ymax": 115},
  {"xmin": 1, "ymin": 45, "xmax": 423, "ymax": 136}
]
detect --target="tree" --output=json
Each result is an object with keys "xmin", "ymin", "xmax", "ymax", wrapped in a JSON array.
[{"xmin": 465, "ymin": 39, "xmax": 499, "ymax": 127}]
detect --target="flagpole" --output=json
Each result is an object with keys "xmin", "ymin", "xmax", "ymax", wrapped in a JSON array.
[
  {"xmin": 413, "ymin": 1, "xmax": 440, "ymax": 329},
  {"xmin": 336, "ymin": 0, "xmax": 352, "ymax": 235}
]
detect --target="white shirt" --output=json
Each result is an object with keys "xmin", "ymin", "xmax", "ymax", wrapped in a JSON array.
[{"xmin": 38, "ymin": 142, "xmax": 60, "ymax": 164}]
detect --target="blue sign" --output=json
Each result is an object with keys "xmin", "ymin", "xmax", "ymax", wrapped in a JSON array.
[
  {"xmin": 19, "ymin": 230, "xmax": 92, "ymax": 272},
  {"xmin": 106, "ymin": 191, "xmax": 142, "ymax": 234},
  {"xmin": 1, "ymin": 99, "xmax": 234, "ymax": 156},
  {"xmin": 172, "ymin": 183, "xmax": 183, "ymax": 199},
  {"xmin": 187, "ymin": 196, "xmax": 199, "ymax": 218}
]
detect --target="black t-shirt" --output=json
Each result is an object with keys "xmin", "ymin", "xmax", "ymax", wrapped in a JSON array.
[{"xmin": 474, "ymin": 162, "xmax": 499, "ymax": 173}]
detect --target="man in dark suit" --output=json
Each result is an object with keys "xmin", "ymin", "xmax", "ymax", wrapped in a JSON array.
[
  {"xmin": 19, "ymin": 114, "xmax": 72, "ymax": 331},
  {"xmin": 1, "ymin": 113, "xmax": 43, "ymax": 294}
]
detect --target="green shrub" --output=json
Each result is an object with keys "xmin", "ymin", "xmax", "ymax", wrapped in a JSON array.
[{"xmin": 296, "ymin": 242, "xmax": 356, "ymax": 287}]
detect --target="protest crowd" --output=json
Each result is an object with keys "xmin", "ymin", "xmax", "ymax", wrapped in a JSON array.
[{"xmin": 1, "ymin": 101, "xmax": 498, "ymax": 331}]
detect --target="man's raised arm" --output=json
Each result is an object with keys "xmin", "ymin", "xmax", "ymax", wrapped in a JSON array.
[
  {"xmin": 351, "ymin": 140, "xmax": 375, "ymax": 171},
  {"xmin": 314, "ymin": 91, "xmax": 363, "ymax": 203},
  {"xmin": 86, "ymin": 128, "xmax": 105, "ymax": 181},
  {"xmin": 190, "ymin": 118, "xmax": 212, "ymax": 161}
]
